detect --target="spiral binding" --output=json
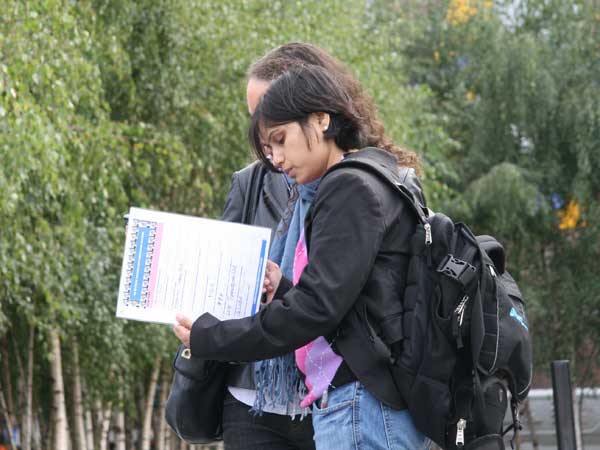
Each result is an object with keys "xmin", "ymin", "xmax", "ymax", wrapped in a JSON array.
[{"xmin": 122, "ymin": 219, "xmax": 158, "ymax": 308}]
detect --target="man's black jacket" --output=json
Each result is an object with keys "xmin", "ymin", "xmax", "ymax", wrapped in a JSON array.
[
  {"xmin": 221, "ymin": 161, "xmax": 290, "ymax": 389},
  {"xmin": 191, "ymin": 148, "xmax": 424, "ymax": 409}
]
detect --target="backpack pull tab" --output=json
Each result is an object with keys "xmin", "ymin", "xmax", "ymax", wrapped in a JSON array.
[
  {"xmin": 456, "ymin": 418, "xmax": 467, "ymax": 448},
  {"xmin": 424, "ymin": 223, "xmax": 432, "ymax": 245},
  {"xmin": 424, "ymin": 223, "xmax": 433, "ymax": 265},
  {"xmin": 509, "ymin": 398, "xmax": 522, "ymax": 449},
  {"xmin": 453, "ymin": 295, "xmax": 469, "ymax": 349}
]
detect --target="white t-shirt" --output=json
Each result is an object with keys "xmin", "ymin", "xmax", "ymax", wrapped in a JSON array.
[{"xmin": 227, "ymin": 386, "xmax": 308, "ymax": 416}]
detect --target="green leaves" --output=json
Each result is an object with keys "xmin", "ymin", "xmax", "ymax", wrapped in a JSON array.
[
  {"xmin": 391, "ymin": 0, "xmax": 600, "ymax": 380},
  {"xmin": 2, "ymin": 0, "xmax": 595, "ymax": 420},
  {"xmin": 1, "ymin": 0, "xmax": 453, "ymax": 414}
]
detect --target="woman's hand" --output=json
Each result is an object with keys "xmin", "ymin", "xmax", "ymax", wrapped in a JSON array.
[
  {"xmin": 262, "ymin": 260, "xmax": 282, "ymax": 305},
  {"xmin": 173, "ymin": 314, "xmax": 193, "ymax": 348},
  {"xmin": 173, "ymin": 261, "xmax": 281, "ymax": 348}
]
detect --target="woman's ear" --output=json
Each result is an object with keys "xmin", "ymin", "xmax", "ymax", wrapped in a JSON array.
[{"xmin": 311, "ymin": 112, "xmax": 331, "ymax": 132}]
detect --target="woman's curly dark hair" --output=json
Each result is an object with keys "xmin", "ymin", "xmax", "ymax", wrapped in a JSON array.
[
  {"xmin": 248, "ymin": 42, "xmax": 421, "ymax": 173},
  {"xmin": 249, "ymin": 65, "xmax": 370, "ymax": 163}
]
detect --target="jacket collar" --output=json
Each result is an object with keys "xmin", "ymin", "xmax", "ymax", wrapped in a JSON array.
[
  {"xmin": 325, "ymin": 146, "xmax": 428, "ymax": 210},
  {"xmin": 343, "ymin": 147, "xmax": 399, "ymax": 170}
]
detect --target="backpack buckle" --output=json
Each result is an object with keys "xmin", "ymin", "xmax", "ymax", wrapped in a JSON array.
[{"xmin": 437, "ymin": 254, "xmax": 477, "ymax": 286}]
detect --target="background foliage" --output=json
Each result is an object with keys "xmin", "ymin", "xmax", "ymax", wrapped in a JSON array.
[{"xmin": 0, "ymin": 0, "xmax": 598, "ymax": 448}]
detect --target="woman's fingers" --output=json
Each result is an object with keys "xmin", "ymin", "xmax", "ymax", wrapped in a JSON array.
[
  {"xmin": 173, "ymin": 314, "xmax": 193, "ymax": 347},
  {"xmin": 266, "ymin": 260, "xmax": 279, "ymax": 272},
  {"xmin": 263, "ymin": 260, "xmax": 282, "ymax": 304},
  {"xmin": 175, "ymin": 313, "xmax": 193, "ymax": 330},
  {"xmin": 173, "ymin": 323, "xmax": 191, "ymax": 348}
]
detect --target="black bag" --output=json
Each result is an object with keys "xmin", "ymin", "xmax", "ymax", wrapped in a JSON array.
[
  {"xmin": 165, "ymin": 161, "xmax": 267, "ymax": 443},
  {"xmin": 333, "ymin": 157, "xmax": 532, "ymax": 450},
  {"xmin": 165, "ymin": 345, "xmax": 228, "ymax": 443}
]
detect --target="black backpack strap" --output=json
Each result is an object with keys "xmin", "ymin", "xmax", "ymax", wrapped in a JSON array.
[
  {"xmin": 330, "ymin": 157, "xmax": 429, "ymax": 225},
  {"xmin": 476, "ymin": 235, "xmax": 506, "ymax": 275}
]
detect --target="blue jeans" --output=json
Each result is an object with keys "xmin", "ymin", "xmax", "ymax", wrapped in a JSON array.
[{"xmin": 311, "ymin": 382, "xmax": 431, "ymax": 450}]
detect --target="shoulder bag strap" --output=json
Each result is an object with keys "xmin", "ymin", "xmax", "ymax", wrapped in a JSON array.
[{"xmin": 241, "ymin": 162, "xmax": 267, "ymax": 225}]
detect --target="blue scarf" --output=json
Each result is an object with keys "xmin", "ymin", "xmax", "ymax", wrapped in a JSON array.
[{"xmin": 252, "ymin": 177, "xmax": 320, "ymax": 415}]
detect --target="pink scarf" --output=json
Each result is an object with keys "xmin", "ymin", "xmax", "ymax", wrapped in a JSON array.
[{"xmin": 292, "ymin": 231, "xmax": 343, "ymax": 408}]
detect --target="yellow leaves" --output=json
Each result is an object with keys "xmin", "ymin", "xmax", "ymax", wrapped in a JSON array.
[
  {"xmin": 466, "ymin": 90, "xmax": 476, "ymax": 102},
  {"xmin": 446, "ymin": 0, "xmax": 478, "ymax": 26},
  {"xmin": 434, "ymin": 51, "xmax": 440, "ymax": 62},
  {"xmin": 557, "ymin": 200, "xmax": 583, "ymax": 230}
]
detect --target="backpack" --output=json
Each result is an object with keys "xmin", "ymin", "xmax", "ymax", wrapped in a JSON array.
[{"xmin": 334, "ymin": 157, "xmax": 533, "ymax": 450}]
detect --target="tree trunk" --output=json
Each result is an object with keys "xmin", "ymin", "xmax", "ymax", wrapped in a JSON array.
[
  {"xmin": 169, "ymin": 432, "xmax": 178, "ymax": 450},
  {"xmin": 0, "ymin": 335, "xmax": 15, "ymax": 420},
  {"xmin": 126, "ymin": 414, "xmax": 136, "ymax": 450},
  {"xmin": 141, "ymin": 356, "xmax": 161, "ymax": 450},
  {"xmin": 94, "ymin": 398, "xmax": 104, "ymax": 450},
  {"xmin": 155, "ymin": 369, "xmax": 170, "ymax": 450},
  {"xmin": 72, "ymin": 342, "xmax": 87, "ymax": 450},
  {"xmin": 99, "ymin": 402, "xmax": 113, "ymax": 450},
  {"xmin": 85, "ymin": 406, "xmax": 94, "ymax": 450},
  {"xmin": 49, "ymin": 327, "xmax": 70, "ymax": 450},
  {"xmin": 10, "ymin": 331, "xmax": 27, "ymax": 449},
  {"xmin": 1, "ymin": 335, "xmax": 15, "ymax": 426},
  {"xmin": 21, "ymin": 324, "xmax": 35, "ymax": 450},
  {"xmin": 163, "ymin": 429, "xmax": 171, "ymax": 450},
  {"xmin": 574, "ymin": 388, "xmax": 583, "ymax": 450},
  {"xmin": 523, "ymin": 399, "xmax": 539, "ymax": 450},
  {"xmin": 115, "ymin": 386, "xmax": 127, "ymax": 450},
  {"xmin": 32, "ymin": 411, "xmax": 42, "ymax": 450},
  {"xmin": 0, "ymin": 382, "xmax": 18, "ymax": 450}
]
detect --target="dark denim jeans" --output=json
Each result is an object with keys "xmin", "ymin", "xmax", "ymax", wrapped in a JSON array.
[{"xmin": 222, "ymin": 391, "xmax": 315, "ymax": 450}]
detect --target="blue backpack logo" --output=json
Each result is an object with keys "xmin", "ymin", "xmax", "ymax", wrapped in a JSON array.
[{"xmin": 510, "ymin": 307, "xmax": 528, "ymax": 331}]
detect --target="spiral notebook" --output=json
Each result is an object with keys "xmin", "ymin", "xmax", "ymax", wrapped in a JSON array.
[{"xmin": 116, "ymin": 207, "xmax": 271, "ymax": 325}]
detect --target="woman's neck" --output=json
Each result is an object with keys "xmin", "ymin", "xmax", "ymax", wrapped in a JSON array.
[{"xmin": 325, "ymin": 145, "xmax": 346, "ymax": 171}]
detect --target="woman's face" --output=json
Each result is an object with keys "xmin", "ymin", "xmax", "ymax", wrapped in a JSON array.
[
  {"xmin": 262, "ymin": 114, "xmax": 342, "ymax": 185},
  {"xmin": 247, "ymin": 77, "xmax": 344, "ymax": 184}
]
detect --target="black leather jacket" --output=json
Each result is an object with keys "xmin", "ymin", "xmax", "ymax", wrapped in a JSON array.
[
  {"xmin": 221, "ymin": 161, "xmax": 290, "ymax": 389},
  {"xmin": 190, "ymin": 148, "xmax": 426, "ymax": 410},
  {"xmin": 221, "ymin": 160, "xmax": 290, "ymax": 237}
]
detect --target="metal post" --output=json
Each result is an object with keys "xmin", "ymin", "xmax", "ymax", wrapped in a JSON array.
[{"xmin": 551, "ymin": 360, "xmax": 577, "ymax": 450}]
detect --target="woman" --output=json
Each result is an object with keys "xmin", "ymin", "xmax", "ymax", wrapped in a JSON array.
[
  {"xmin": 227, "ymin": 43, "xmax": 421, "ymax": 450},
  {"xmin": 175, "ymin": 64, "xmax": 430, "ymax": 450}
]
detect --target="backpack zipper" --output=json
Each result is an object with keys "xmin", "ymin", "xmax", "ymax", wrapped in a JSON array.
[
  {"xmin": 424, "ymin": 223, "xmax": 432, "ymax": 245},
  {"xmin": 456, "ymin": 295, "xmax": 469, "ymax": 326},
  {"xmin": 453, "ymin": 295, "xmax": 469, "ymax": 349},
  {"xmin": 424, "ymin": 223, "xmax": 433, "ymax": 265},
  {"xmin": 456, "ymin": 418, "xmax": 467, "ymax": 447}
]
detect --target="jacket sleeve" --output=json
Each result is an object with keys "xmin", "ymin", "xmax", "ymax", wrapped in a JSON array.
[{"xmin": 189, "ymin": 169, "xmax": 386, "ymax": 361}]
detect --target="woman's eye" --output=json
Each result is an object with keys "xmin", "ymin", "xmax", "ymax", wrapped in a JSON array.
[{"xmin": 272, "ymin": 133, "xmax": 285, "ymax": 145}]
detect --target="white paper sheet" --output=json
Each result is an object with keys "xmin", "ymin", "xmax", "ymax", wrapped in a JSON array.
[{"xmin": 116, "ymin": 207, "xmax": 271, "ymax": 324}]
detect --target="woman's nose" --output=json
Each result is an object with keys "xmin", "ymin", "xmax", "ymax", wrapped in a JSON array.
[{"xmin": 271, "ymin": 150, "xmax": 285, "ymax": 168}]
